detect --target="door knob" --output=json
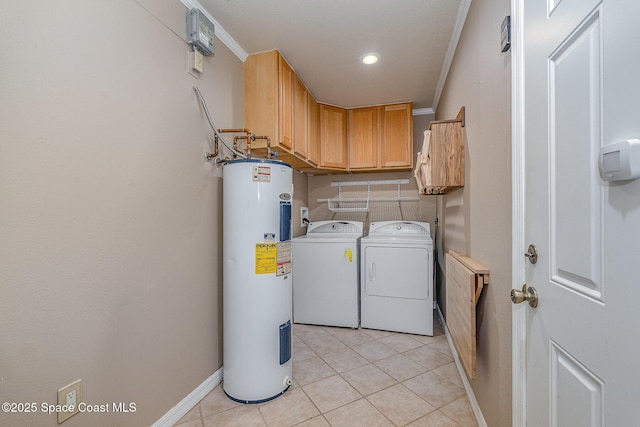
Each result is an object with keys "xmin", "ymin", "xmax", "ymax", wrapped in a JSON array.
[{"xmin": 511, "ymin": 284, "xmax": 538, "ymax": 308}]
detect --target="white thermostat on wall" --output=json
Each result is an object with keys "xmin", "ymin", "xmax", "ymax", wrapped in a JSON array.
[
  {"xmin": 599, "ymin": 139, "xmax": 640, "ymax": 182},
  {"xmin": 187, "ymin": 9, "xmax": 215, "ymax": 56}
]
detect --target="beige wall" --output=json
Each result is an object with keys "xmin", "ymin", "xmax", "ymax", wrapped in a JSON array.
[
  {"xmin": 0, "ymin": 1, "xmax": 243, "ymax": 425},
  {"xmin": 436, "ymin": 0, "xmax": 512, "ymax": 425},
  {"xmin": 292, "ymin": 170, "xmax": 309, "ymax": 238}
]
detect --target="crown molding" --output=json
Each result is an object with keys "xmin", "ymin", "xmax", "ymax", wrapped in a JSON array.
[{"xmin": 413, "ymin": 108, "xmax": 435, "ymax": 116}]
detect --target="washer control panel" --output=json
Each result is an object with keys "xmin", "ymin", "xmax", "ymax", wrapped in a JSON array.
[
  {"xmin": 369, "ymin": 221, "xmax": 430, "ymax": 236},
  {"xmin": 307, "ymin": 221, "xmax": 364, "ymax": 236}
]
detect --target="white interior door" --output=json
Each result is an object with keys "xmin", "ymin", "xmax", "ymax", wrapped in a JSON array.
[{"xmin": 519, "ymin": 0, "xmax": 640, "ymax": 425}]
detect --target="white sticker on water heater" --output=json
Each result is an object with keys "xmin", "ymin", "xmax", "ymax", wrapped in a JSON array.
[
  {"xmin": 252, "ymin": 166, "xmax": 271, "ymax": 182},
  {"xmin": 276, "ymin": 242, "xmax": 291, "ymax": 276}
]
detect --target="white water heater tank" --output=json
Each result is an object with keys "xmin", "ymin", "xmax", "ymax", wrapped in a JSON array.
[{"xmin": 222, "ymin": 159, "xmax": 293, "ymax": 403}]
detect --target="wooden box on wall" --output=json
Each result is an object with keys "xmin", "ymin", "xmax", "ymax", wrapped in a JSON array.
[{"xmin": 423, "ymin": 107, "xmax": 465, "ymax": 195}]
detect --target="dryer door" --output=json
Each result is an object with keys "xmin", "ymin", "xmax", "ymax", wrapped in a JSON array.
[{"xmin": 364, "ymin": 245, "xmax": 429, "ymax": 299}]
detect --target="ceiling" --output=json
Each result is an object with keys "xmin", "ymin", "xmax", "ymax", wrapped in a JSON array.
[{"xmin": 194, "ymin": 0, "xmax": 469, "ymax": 112}]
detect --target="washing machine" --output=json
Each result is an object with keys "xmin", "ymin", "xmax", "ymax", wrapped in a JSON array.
[
  {"xmin": 360, "ymin": 221, "xmax": 433, "ymax": 336},
  {"xmin": 292, "ymin": 221, "xmax": 363, "ymax": 328}
]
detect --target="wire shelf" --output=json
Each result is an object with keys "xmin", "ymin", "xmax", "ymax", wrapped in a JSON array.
[{"xmin": 327, "ymin": 197, "xmax": 370, "ymax": 213}]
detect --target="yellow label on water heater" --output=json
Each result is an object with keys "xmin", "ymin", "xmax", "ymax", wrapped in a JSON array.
[
  {"xmin": 344, "ymin": 249, "xmax": 353, "ymax": 263},
  {"xmin": 255, "ymin": 243, "xmax": 277, "ymax": 274}
]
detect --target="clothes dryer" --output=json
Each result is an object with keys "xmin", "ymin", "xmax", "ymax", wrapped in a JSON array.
[
  {"xmin": 292, "ymin": 221, "xmax": 363, "ymax": 328},
  {"xmin": 360, "ymin": 221, "xmax": 433, "ymax": 335}
]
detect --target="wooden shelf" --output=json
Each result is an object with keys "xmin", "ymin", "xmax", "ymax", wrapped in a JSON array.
[
  {"xmin": 416, "ymin": 107, "xmax": 465, "ymax": 195},
  {"xmin": 445, "ymin": 250, "xmax": 489, "ymax": 380}
]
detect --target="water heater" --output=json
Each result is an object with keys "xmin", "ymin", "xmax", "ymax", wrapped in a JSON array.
[{"xmin": 222, "ymin": 159, "xmax": 293, "ymax": 403}]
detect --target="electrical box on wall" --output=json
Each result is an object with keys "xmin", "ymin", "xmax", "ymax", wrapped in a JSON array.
[{"xmin": 187, "ymin": 9, "xmax": 215, "ymax": 56}]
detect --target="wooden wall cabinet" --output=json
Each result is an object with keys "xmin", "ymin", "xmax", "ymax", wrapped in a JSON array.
[
  {"xmin": 319, "ymin": 104, "xmax": 348, "ymax": 169},
  {"xmin": 244, "ymin": 50, "xmax": 311, "ymax": 168},
  {"xmin": 421, "ymin": 107, "xmax": 465, "ymax": 194},
  {"xmin": 245, "ymin": 50, "xmax": 412, "ymax": 173},
  {"xmin": 244, "ymin": 50, "xmax": 286, "ymax": 149},
  {"xmin": 348, "ymin": 103, "xmax": 413, "ymax": 171}
]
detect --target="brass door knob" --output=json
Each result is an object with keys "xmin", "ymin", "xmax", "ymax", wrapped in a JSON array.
[{"xmin": 510, "ymin": 284, "xmax": 538, "ymax": 308}]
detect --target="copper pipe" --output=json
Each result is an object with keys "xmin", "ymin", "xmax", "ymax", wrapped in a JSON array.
[
  {"xmin": 233, "ymin": 135, "xmax": 254, "ymax": 158},
  {"xmin": 234, "ymin": 135, "xmax": 251, "ymax": 146},
  {"xmin": 204, "ymin": 135, "xmax": 220, "ymax": 162},
  {"xmin": 211, "ymin": 134, "xmax": 219, "ymax": 158},
  {"xmin": 217, "ymin": 128, "xmax": 252, "ymax": 134},
  {"xmin": 252, "ymin": 135, "xmax": 272, "ymax": 159}
]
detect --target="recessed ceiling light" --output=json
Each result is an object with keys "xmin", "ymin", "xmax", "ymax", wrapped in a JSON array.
[{"xmin": 361, "ymin": 53, "xmax": 379, "ymax": 65}]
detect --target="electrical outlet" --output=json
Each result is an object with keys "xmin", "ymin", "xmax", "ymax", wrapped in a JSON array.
[
  {"xmin": 194, "ymin": 50, "xmax": 204, "ymax": 72},
  {"xmin": 57, "ymin": 379, "xmax": 82, "ymax": 423},
  {"xmin": 190, "ymin": 50, "xmax": 204, "ymax": 74},
  {"xmin": 300, "ymin": 207, "xmax": 309, "ymax": 227},
  {"xmin": 187, "ymin": 50, "xmax": 200, "ymax": 79},
  {"xmin": 66, "ymin": 390, "xmax": 76, "ymax": 407}
]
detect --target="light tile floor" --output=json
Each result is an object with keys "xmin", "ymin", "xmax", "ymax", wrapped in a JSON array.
[{"xmin": 174, "ymin": 317, "xmax": 478, "ymax": 427}]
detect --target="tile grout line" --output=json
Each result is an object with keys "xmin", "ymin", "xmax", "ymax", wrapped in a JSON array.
[
  {"xmin": 177, "ymin": 320, "xmax": 467, "ymax": 426},
  {"xmin": 299, "ymin": 330, "xmax": 463, "ymax": 392},
  {"xmin": 296, "ymin": 328, "xmax": 373, "ymax": 424},
  {"xmin": 294, "ymin": 326, "xmax": 466, "ymax": 426}
]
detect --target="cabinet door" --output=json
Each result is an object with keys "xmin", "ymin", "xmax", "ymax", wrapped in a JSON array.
[
  {"xmin": 307, "ymin": 94, "xmax": 320, "ymax": 166},
  {"xmin": 382, "ymin": 103, "xmax": 413, "ymax": 167},
  {"xmin": 319, "ymin": 104, "xmax": 347, "ymax": 169},
  {"xmin": 349, "ymin": 106, "xmax": 380, "ymax": 169},
  {"xmin": 278, "ymin": 56, "xmax": 293, "ymax": 150},
  {"xmin": 293, "ymin": 75, "xmax": 308, "ymax": 158},
  {"xmin": 244, "ymin": 50, "xmax": 279, "ymax": 146}
]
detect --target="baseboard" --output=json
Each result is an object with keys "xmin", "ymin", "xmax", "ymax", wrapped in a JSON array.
[
  {"xmin": 152, "ymin": 368, "xmax": 223, "ymax": 427},
  {"xmin": 436, "ymin": 305, "xmax": 488, "ymax": 427}
]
